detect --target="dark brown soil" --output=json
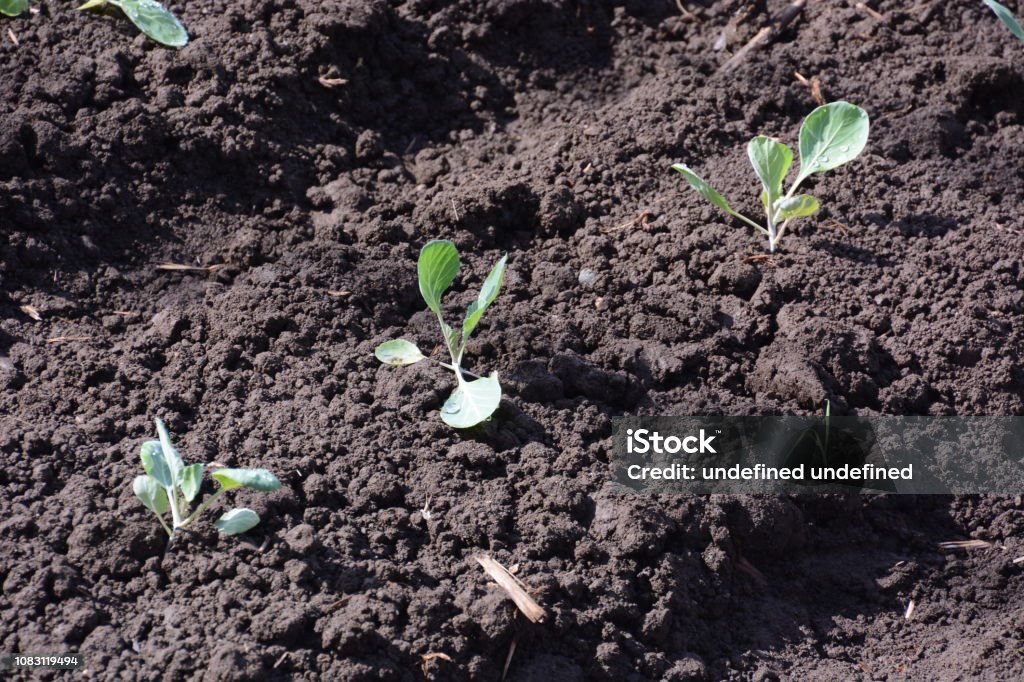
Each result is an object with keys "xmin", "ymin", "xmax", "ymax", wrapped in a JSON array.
[{"xmin": 2, "ymin": 0, "xmax": 1023, "ymax": 679}]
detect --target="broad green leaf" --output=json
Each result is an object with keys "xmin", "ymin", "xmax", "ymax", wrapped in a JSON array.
[
  {"xmin": 215, "ymin": 508, "xmax": 260, "ymax": 535},
  {"xmin": 179, "ymin": 463, "xmax": 203, "ymax": 503},
  {"xmin": 375, "ymin": 339, "xmax": 426, "ymax": 366},
  {"xmin": 463, "ymin": 254, "xmax": 507, "ymax": 340},
  {"xmin": 440, "ymin": 373, "xmax": 501, "ymax": 428},
  {"xmin": 0, "ymin": 0, "xmax": 28, "ymax": 17},
  {"xmin": 796, "ymin": 102, "xmax": 869, "ymax": 185},
  {"xmin": 774, "ymin": 194, "xmax": 820, "ymax": 222},
  {"xmin": 140, "ymin": 440, "xmax": 173, "ymax": 488},
  {"xmin": 418, "ymin": 240, "xmax": 460, "ymax": 314},
  {"xmin": 747, "ymin": 136, "xmax": 793, "ymax": 201},
  {"xmin": 133, "ymin": 474, "xmax": 169, "ymax": 514},
  {"xmin": 106, "ymin": 0, "xmax": 189, "ymax": 47},
  {"xmin": 154, "ymin": 418, "xmax": 185, "ymax": 487},
  {"xmin": 985, "ymin": 0, "xmax": 1024, "ymax": 41},
  {"xmin": 211, "ymin": 468, "xmax": 281, "ymax": 492},
  {"xmin": 672, "ymin": 163, "xmax": 740, "ymax": 218}
]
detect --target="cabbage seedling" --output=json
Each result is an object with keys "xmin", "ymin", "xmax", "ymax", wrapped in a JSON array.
[
  {"xmin": 984, "ymin": 0, "xmax": 1024, "ymax": 41},
  {"xmin": 0, "ymin": 0, "xmax": 28, "ymax": 17},
  {"xmin": 673, "ymin": 101, "xmax": 869, "ymax": 252},
  {"xmin": 375, "ymin": 240, "xmax": 507, "ymax": 428},
  {"xmin": 77, "ymin": 0, "xmax": 188, "ymax": 47},
  {"xmin": 133, "ymin": 418, "xmax": 280, "ymax": 540}
]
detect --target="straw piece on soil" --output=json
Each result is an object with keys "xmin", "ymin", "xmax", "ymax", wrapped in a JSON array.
[
  {"xmin": 502, "ymin": 637, "xmax": 517, "ymax": 681},
  {"xmin": 938, "ymin": 540, "xmax": 992, "ymax": 551},
  {"xmin": 20, "ymin": 304, "xmax": 42, "ymax": 321},
  {"xmin": 904, "ymin": 599, "xmax": 915, "ymax": 620},
  {"xmin": 318, "ymin": 76, "xmax": 348, "ymax": 88},
  {"xmin": 1012, "ymin": 556, "xmax": 1023, "ymax": 565},
  {"xmin": 46, "ymin": 336, "xmax": 92, "ymax": 344},
  {"xmin": 474, "ymin": 555, "xmax": 546, "ymax": 623},
  {"xmin": 327, "ymin": 289, "xmax": 351, "ymax": 298},
  {"xmin": 719, "ymin": 0, "xmax": 806, "ymax": 73},
  {"xmin": 7, "ymin": 28, "xmax": 18, "ymax": 46}
]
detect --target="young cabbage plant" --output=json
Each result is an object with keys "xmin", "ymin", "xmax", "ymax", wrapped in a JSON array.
[
  {"xmin": 133, "ymin": 418, "xmax": 280, "ymax": 542},
  {"xmin": 78, "ymin": 0, "xmax": 188, "ymax": 47},
  {"xmin": 375, "ymin": 240, "xmax": 507, "ymax": 429},
  {"xmin": 673, "ymin": 101, "xmax": 870, "ymax": 252},
  {"xmin": 984, "ymin": 0, "xmax": 1024, "ymax": 42},
  {"xmin": 0, "ymin": 0, "xmax": 27, "ymax": 17}
]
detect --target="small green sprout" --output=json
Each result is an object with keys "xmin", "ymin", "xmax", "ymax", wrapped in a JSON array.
[
  {"xmin": 984, "ymin": 0, "xmax": 1024, "ymax": 41},
  {"xmin": 673, "ymin": 101, "xmax": 870, "ymax": 252},
  {"xmin": 133, "ymin": 418, "xmax": 280, "ymax": 541},
  {"xmin": 375, "ymin": 240, "xmax": 507, "ymax": 429},
  {"xmin": 0, "ymin": 0, "xmax": 28, "ymax": 17},
  {"xmin": 78, "ymin": 0, "xmax": 188, "ymax": 48}
]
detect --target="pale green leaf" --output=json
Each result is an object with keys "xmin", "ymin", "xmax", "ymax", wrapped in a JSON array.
[
  {"xmin": 76, "ymin": 0, "xmax": 106, "ymax": 9},
  {"xmin": 774, "ymin": 195, "xmax": 820, "ymax": 222},
  {"xmin": 375, "ymin": 339, "xmax": 426, "ymax": 366},
  {"xmin": 440, "ymin": 373, "xmax": 501, "ymax": 428},
  {"xmin": 747, "ymin": 136, "xmax": 793, "ymax": 201},
  {"xmin": 462, "ymin": 254, "xmax": 507, "ymax": 340},
  {"xmin": 179, "ymin": 463, "xmax": 203, "ymax": 503},
  {"xmin": 107, "ymin": 0, "xmax": 188, "ymax": 47},
  {"xmin": 140, "ymin": 440, "xmax": 173, "ymax": 488},
  {"xmin": 985, "ymin": 0, "xmax": 1024, "ymax": 41},
  {"xmin": 418, "ymin": 240, "xmax": 460, "ymax": 314},
  {"xmin": 796, "ymin": 102, "xmax": 869, "ymax": 185},
  {"xmin": 1, "ymin": 0, "xmax": 29, "ymax": 17},
  {"xmin": 215, "ymin": 508, "xmax": 260, "ymax": 535},
  {"xmin": 133, "ymin": 474, "xmax": 169, "ymax": 514},
  {"xmin": 211, "ymin": 468, "xmax": 281, "ymax": 492},
  {"xmin": 154, "ymin": 418, "xmax": 185, "ymax": 487},
  {"xmin": 672, "ymin": 163, "xmax": 739, "ymax": 217}
]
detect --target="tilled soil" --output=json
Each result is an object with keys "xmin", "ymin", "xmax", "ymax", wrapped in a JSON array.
[{"xmin": 2, "ymin": 0, "xmax": 1023, "ymax": 679}]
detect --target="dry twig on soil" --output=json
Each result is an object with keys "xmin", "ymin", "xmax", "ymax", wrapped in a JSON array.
[
  {"xmin": 156, "ymin": 262, "xmax": 229, "ymax": 273},
  {"xmin": 475, "ymin": 554, "xmax": 546, "ymax": 623},
  {"xmin": 938, "ymin": 539, "xmax": 992, "ymax": 551},
  {"xmin": 719, "ymin": 0, "xmax": 806, "ymax": 73}
]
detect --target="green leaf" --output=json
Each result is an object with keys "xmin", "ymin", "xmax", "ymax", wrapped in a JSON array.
[
  {"xmin": 215, "ymin": 508, "xmax": 260, "ymax": 535},
  {"xmin": 0, "ymin": 0, "xmax": 29, "ymax": 17},
  {"xmin": 133, "ymin": 475, "xmax": 169, "ymax": 514},
  {"xmin": 440, "ymin": 373, "xmax": 501, "ymax": 428},
  {"xmin": 375, "ymin": 339, "xmax": 426, "ymax": 366},
  {"xmin": 104, "ymin": 0, "xmax": 188, "ymax": 47},
  {"xmin": 154, "ymin": 418, "xmax": 185, "ymax": 487},
  {"xmin": 774, "ymin": 195, "xmax": 820, "ymax": 222},
  {"xmin": 796, "ymin": 102, "xmax": 869, "ymax": 185},
  {"xmin": 211, "ymin": 468, "xmax": 281, "ymax": 492},
  {"xmin": 179, "ymin": 463, "xmax": 203, "ymax": 503},
  {"xmin": 985, "ymin": 0, "xmax": 1024, "ymax": 41},
  {"xmin": 418, "ymin": 240, "xmax": 460, "ymax": 315},
  {"xmin": 140, "ymin": 440, "xmax": 173, "ymax": 488},
  {"xmin": 672, "ymin": 163, "xmax": 740, "ymax": 218},
  {"xmin": 747, "ymin": 136, "xmax": 793, "ymax": 201},
  {"xmin": 462, "ymin": 254, "xmax": 507, "ymax": 340}
]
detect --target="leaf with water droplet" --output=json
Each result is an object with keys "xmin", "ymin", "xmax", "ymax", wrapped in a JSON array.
[
  {"xmin": 80, "ymin": 0, "xmax": 188, "ymax": 48},
  {"xmin": 795, "ymin": 102, "xmax": 869, "ymax": 186},
  {"xmin": 440, "ymin": 373, "xmax": 501, "ymax": 428}
]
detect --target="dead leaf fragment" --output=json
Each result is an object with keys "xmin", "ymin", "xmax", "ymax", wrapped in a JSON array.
[
  {"xmin": 475, "ymin": 555, "xmax": 546, "ymax": 623},
  {"xmin": 20, "ymin": 305, "xmax": 42, "ymax": 321}
]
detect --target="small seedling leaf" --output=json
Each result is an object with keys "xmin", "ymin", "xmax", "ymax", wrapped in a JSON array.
[
  {"xmin": 375, "ymin": 339, "xmax": 426, "ymax": 366},
  {"xmin": 133, "ymin": 474, "xmax": 169, "ymax": 514},
  {"xmin": 796, "ymin": 102, "xmax": 869, "ymax": 184},
  {"xmin": 774, "ymin": 194, "xmax": 820, "ymax": 222},
  {"xmin": 440, "ymin": 373, "xmax": 501, "ymax": 428},
  {"xmin": 140, "ymin": 440, "xmax": 174, "ymax": 488},
  {"xmin": 155, "ymin": 418, "xmax": 185, "ymax": 487},
  {"xmin": 0, "ymin": 0, "xmax": 28, "ymax": 17},
  {"xmin": 215, "ymin": 508, "xmax": 260, "ymax": 535},
  {"xmin": 212, "ymin": 468, "xmax": 282, "ymax": 492},
  {"xmin": 672, "ymin": 163, "xmax": 740, "ymax": 218},
  {"xmin": 747, "ymin": 136, "xmax": 793, "ymax": 200},
  {"xmin": 179, "ymin": 463, "xmax": 203, "ymax": 502},
  {"xmin": 418, "ymin": 240, "xmax": 460, "ymax": 314},
  {"xmin": 463, "ymin": 254, "xmax": 507, "ymax": 340},
  {"xmin": 109, "ymin": 0, "xmax": 188, "ymax": 47},
  {"xmin": 985, "ymin": 0, "xmax": 1024, "ymax": 41}
]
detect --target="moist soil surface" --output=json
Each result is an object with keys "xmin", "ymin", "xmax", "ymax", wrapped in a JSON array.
[{"xmin": 2, "ymin": 0, "xmax": 1024, "ymax": 680}]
